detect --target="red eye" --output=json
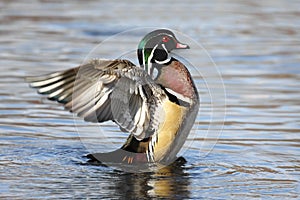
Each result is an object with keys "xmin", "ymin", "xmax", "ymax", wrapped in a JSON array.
[{"xmin": 162, "ymin": 36, "xmax": 170, "ymax": 43}]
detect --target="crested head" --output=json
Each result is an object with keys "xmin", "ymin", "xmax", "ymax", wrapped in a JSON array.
[{"xmin": 137, "ymin": 29, "xmax": 189, "ymax": 77}]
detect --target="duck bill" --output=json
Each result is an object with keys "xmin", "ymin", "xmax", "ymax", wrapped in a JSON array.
[{"xmin": 176, "ymin": 42, "xmax": 190, "ymax": 49}]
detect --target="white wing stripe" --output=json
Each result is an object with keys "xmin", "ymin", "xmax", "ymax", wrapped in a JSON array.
[{"xmin": 30, "ymin": 75, "xmax": 66, "ymax": 87}]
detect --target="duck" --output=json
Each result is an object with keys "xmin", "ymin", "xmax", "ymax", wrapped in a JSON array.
[{"xmin": 26, "ymin": 29, "xmax": 199, "ymax": 166}]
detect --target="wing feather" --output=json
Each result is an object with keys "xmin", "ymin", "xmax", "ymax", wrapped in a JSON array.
[{"xmin": 26, "ymin": 59, "xmax": 166, "ymax": 140}]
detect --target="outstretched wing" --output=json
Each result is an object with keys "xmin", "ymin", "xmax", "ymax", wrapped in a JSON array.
[{"xmin": 26, "ymin": 59, "xmax": 166, "ymax": 140}]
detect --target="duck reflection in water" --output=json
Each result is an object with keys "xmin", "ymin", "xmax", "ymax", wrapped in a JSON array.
[{"xmin": 111, "ymin": 158, "xmax": 190, "ymax": 199}]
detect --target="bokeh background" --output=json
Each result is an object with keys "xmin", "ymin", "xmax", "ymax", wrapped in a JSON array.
[{"xmin": 1, "ymin": 0, "xmax": 299, "ymax": 199}]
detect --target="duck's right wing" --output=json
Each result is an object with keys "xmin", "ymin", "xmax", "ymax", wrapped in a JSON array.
[{"xmin": 26, "ymin": 59, "xmax": 167, "ymax": 140}]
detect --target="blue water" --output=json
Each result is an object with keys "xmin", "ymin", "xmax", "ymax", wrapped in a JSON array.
[{"xmin": 1, "ymin": 0, "xmax": 300, "ymax": 199}]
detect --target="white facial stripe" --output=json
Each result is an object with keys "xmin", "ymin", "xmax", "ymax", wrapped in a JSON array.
[
  {"xmin": 147, "ymin": 44, "xmax": 158, "ymax": 75},
  {"xmin": 162, "ymin": 43, "xmax": 168, "ymax": 52},
  {"xmin": 154, "ymin": 44, "xmax": 171, "ymax": 64},
  {"xmin": 142, "ymin": 33, "xmax": 174, "ymax": 75},
  {"xmin": 165, "ymin": 88, "xmax": 193, "ymax": 104},
  {"xmin": 148, "ymin": 44, "xmax": 158, "ymax": 63},
  {"xmin": 155, "ymin": 55, "xmax": 171, "ymax": 64},
  {"xmin": 154, "ymin": 57, "xmax": 171, "ymax": 65}
]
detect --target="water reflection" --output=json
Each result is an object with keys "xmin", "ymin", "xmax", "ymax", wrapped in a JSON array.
[{"xmin": 113, "ymin": 161, "xmax": 190, "ymax": 199}]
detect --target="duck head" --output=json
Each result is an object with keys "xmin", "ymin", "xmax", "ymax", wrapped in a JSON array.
[{"xmin": 137, "ymin": 29, "xmax": 189, "ymax": 77}]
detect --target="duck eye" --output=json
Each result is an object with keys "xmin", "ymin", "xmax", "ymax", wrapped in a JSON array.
[{"xmin": 162, "ymin": 36, "xmax": 170, "ymax": 43}]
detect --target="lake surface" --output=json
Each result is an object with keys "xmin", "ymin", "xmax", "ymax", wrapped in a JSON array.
[{"xmin": 1, "ymin": 0, "xmax": 300, "ymax": 199}]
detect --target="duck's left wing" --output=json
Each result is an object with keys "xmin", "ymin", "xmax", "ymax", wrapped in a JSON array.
[{"xmin": 26, "ymin": 59, "xmax": 166, "ymax": 140}]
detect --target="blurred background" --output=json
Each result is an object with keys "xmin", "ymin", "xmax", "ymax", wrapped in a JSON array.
[{"xmin": 1, "ymin": 0, "xmax": 299, "ymax": 199}]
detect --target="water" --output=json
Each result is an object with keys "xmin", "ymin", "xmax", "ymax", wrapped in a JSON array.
[{"xmin": 1, "ymin": 0, "xmax": 300, "ymax": 199}]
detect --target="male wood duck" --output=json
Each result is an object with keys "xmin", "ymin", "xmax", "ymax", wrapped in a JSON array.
[{"xmin": 27, "ymin": 29, "xmax": 199, "ymax": 166}]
